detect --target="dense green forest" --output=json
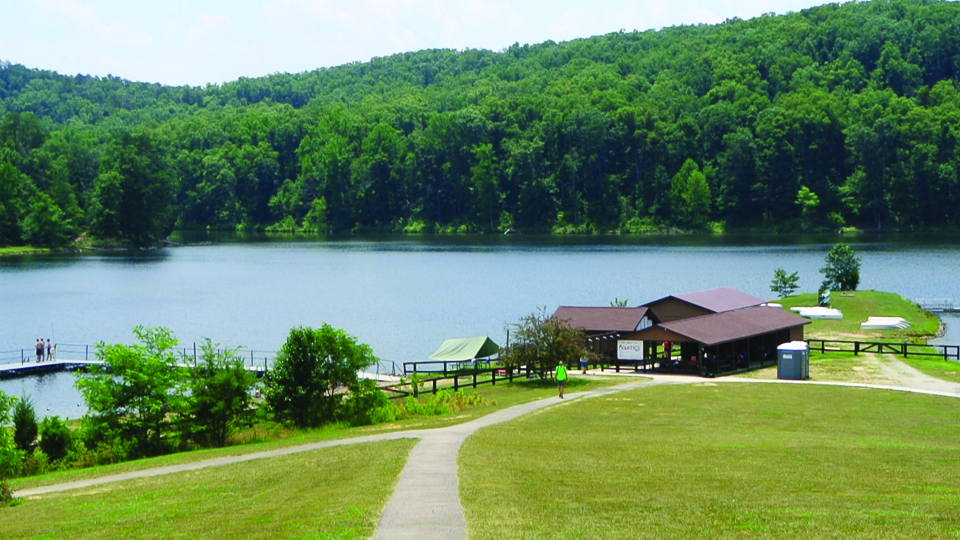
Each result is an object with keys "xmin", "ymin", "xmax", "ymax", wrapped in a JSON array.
[{"xmin": 2, "ymin": 0, "xmax": 960, "ymax": 247}]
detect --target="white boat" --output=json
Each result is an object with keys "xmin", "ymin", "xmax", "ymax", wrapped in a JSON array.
[
  {"xmin": 860, "ymin": 316, "xmax": 910, "ymax": 330},
  {"xmin": 789, "ymin": 306, "xmax": 843, "ymax": 319}
]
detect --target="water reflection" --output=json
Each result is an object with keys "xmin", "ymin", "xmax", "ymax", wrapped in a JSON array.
[{"xmin": 0, "ymin": 371, "xmax": 85, "ymax": 420}]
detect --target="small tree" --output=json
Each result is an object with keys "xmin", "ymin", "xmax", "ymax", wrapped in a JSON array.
[
  {"xmin": 75, "ymin": 326, "xmax": 188, "ymax": 458},
  {"xmin": 12, "ymin": 395, "xmax": 38, "ymax": 453},
  {"xmin": 501, "ymin": 309, "xmax": 596, "ymax": 376},
  {"xmin": 185, "ymin": 339, "xmax": 258, "ymax": 448},
  {"xmin": 820, "ymin": 242, "xmax": 861, "ymax": 291},
  {"xmin": 795, "ymin": 186, "xmax": 820, "ymax": 231},
  {"xmin": 264, "ymin": 325, "xmax": 378, "ymax": 428},
  {"xmin": 769, "ymin": 268, "xmax": 800, "ymax": 298},
  {"xmin": 610, "ymin": 298, "xmax": 629, "ymax": 307}
]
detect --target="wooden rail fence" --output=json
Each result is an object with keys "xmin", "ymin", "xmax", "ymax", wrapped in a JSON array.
[
  {"xmin": 806, "ymin": 339, "xmax": 960, "ymax": 361},
  {"xmin": 385, "ymin": 365, "xmax": 544, "ymax": 399}
]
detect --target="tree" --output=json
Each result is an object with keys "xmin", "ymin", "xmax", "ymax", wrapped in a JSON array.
[
  {"xmin": 264, "ymin": 325, "xmax": 378, "ymax": 428},
  {"xmin": 20, "ymin": 192, "xmax": 73, "ymax": 247},
  {"xmin": 795, "ymin": 186, "xmax": 819, "ymax": 232},
  {"xmin": 770, "ymin": 268, "xmax": 800, "ymax": 298},
  {"xmin": 820, "ymin": 242, "xmax": 861, "ymax": 291},
  {"xmin": 12, "ymin": 395, "xmax": 38, "ymax": 453},
  {"xmin": 669, "ymin": 159, "xmax": 711, "ymax": 227},
  {"xmin": 94, "ymin": 132, "xmax": 176, "ymax": 245},
  {"xmin": 185, "ymin": 339, "xmax": 258, "ymax": 448},
  {"xmin": 501, "ymin": 309, "xmax": 596, "ymax": 375},
  {"xmin": 470, "ymin": 143, "xmax": 499, "ymax": 232},
  {"xmin": 75, "ymin": 326, "xmax": 188, "ymax": 458}
]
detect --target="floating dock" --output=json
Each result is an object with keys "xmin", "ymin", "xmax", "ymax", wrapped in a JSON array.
[
  {"xmin": 0, "ymin": 357, "xmax": 269, "ymax": 379},
  {"xmin": 0, "ymin": 358, "xmax": 103, "ymax": 379},
  {"xmin": 916, "ymin": 298, "xmax": 960, "ymax": 313}
]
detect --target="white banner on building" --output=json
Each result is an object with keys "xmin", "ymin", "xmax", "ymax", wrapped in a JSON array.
[{"xmin": 617, "ymin": 340, "xmax": 644, "ymax": 360}]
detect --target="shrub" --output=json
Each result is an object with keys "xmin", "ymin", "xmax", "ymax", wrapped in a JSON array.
[
  {"xmin": 1, "ymin": 478, "xmax": 22, "ymax": 507},
  {"xmin": 342, "ymin": 379, "xmax": 394, "ymax": 427},
  {"xmin": 39, "ymin": 416, "xmax": 73, "ymax": 462},
  {"xmin": 398, "ymin": 389, "xmax": 490, "ymax": 418},
  {"xmin": 264, "ymin": 324, "xmax": 378, "ymax": 428},
  {"xmin": 19, "ymin": 449, "xmax": 49, "ymax": 476}
]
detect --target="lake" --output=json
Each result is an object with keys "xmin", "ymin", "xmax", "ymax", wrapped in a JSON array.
[{"xmin": 2, "ymin": 232, "xmax": 959, "ymax": 418}]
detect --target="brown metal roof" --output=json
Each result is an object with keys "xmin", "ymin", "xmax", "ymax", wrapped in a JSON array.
[
  {"xmin": 645, "ymin": 287, "xmax": 766, "ymax": 314},
  {"xmin": 553, "ymin": 306, "xmax": 651, "ymax": 333},
  {"xmin": 635, "ymin": 306, "xmax": 809, "ymax": 346}
]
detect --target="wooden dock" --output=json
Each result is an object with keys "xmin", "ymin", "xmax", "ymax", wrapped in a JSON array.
[
  {"xmin": 916, "ymin": 298, "xmax": 960, "ymax": 313},
  {"xmin": 0, "ymin": 357, "xmax": 269, "ymax": 379},
  {"xmin": 0, "ymin": 358, "xmax": 103, "ymax": 379},
  {"xmin": 0, "ymin": 357, "xmax": 398, "ymax": 382}
]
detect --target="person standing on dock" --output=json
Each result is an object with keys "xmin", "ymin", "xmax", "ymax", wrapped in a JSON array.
[
  {"xmin": 36, "ymin": 338, "xmax": 43, "ymax": 363},
  {"xmin": 46, "ymin": 339, "xmax": 52, "ymax": 361}
]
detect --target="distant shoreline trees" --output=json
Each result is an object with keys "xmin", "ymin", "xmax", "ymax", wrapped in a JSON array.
[{"xmin": 3, "ymin": 1, "xmax": 960, "ymax": 247}]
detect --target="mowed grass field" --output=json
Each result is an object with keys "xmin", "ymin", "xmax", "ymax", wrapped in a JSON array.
[
  {"xmin": 460, "ymin": 383, "xmax": 960, "ymax": 539},
  {"xmin": 4, "ymin": 439, "xmax": 416, "ymax": 539},
  {"xmin": 10, "ymin": 376, "xmax": 622, "ymax": 494}
]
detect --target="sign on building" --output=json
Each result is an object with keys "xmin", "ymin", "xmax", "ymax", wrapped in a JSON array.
[{"xmin": 617, "ymin": 340, "xmax": 644, "ymax": 360}]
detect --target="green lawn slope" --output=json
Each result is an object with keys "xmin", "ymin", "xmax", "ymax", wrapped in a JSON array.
[
  {"xmin": 777, "ymin": 290, "xmax": 940, "ymax": 342},
  {"xmin": 460, "ymin": 383, "xmax": 960, "ymax": 539},
  {"xmin": 5, "ymin": 439, "xmax": 416, "ymax": 539}
]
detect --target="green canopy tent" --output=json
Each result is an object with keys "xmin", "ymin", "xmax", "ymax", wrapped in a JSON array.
[{"xmin": 427, "ymin": 336, "xmax": 500, "ymax": 362}]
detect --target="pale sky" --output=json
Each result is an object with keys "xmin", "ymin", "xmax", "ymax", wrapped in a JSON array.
[{"xmin": 0, "ymin": 0, "xmax": 836, "ymax": 87}]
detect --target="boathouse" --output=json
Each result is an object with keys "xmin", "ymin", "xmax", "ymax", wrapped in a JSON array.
[{"xmin": 553, "ymin": 288, "xmax": 810, "ymax": 376}]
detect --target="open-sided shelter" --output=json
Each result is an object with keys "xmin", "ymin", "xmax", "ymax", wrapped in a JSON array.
[
  {"xmin": 627, "ymin": 305, "xmax": 809, "ymax": 375},
  {"xmin": 555, "ymin": 288, "xmax": 809, "ymax": 377}
]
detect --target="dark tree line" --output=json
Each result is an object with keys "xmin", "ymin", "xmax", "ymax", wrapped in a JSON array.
[{"xmin": 2, "ymin": 0, "xmax": 960, "ymax": 247}]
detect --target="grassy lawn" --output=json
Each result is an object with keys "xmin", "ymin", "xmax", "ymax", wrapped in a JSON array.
[
  {"xmin": 778, "ymin": 290, "xmax": 940, "ymax": 341},
  {"xmin": 0, "ymin": 246, "xmax": 48, "ymax": 256},
  {"xmin": 738, "ymin": 348, "xmax": 960, "ymax": 384},
  {"xmin": 5, "ymin": 438, "xmax": 416, "ymax": 539},
  {"xmin": 739, "ymin": 350, "xmax": 887, "ymax": 382},
  {"xmin": 460, "ymin": 383, "xmax": 960, "ymax": 539},
  {"xmin": 10, "ymin": 375, "xmax": 623, "ymax": 493},
  {"xmin": 901, "ymin": 354, "xmax": 960, "ymax": 381}
]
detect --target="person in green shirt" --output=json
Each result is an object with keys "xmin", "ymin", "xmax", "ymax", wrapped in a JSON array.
[{"xmin": 555, "ymin": 362, "xmax": 568, "ymax": 399}]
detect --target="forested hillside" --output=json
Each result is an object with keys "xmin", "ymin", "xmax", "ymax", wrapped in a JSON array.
[{"xmin": 2, "ymin": 0, "xmax": 959, "ymax": 247}]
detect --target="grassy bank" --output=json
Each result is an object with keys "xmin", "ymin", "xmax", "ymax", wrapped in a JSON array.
[
  {"xmin": 460, "ymin": 383, "xmax": 960, "ymax": 539},
  {"xmin": 0, "ymin": 246, "xmax": 48, "ymax": 256},
  {"xmin": 771, "ymin": 290, "xmax": 958, "ymax": 381},
  {"xmin": 5, "ymin": 439, "xmax": 416, "ymax": 539},
  {"xmin": 778, "ymin": 290, "xmax": 940, "ymax": 342},
  {"xmin": 9, "ymin": 375, "xmax": 623, "ymax": 493}
]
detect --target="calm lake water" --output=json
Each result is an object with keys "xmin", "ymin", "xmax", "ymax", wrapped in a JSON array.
[{"xmin": 2, "ymin": 232, "xmax": 959, "ymax": 418}]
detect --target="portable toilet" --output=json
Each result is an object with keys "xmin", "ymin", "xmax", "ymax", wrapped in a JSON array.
[{"xmin": 777, "ymin": 341, "xmax": 809, "ymax": 380}]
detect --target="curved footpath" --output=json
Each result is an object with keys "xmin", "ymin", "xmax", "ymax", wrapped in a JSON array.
[{"xmin": 14, "ymin": 372, "xmax": 960, "ymax": 539}]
